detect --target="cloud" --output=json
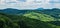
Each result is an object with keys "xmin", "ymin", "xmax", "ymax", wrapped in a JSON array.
[
  {"xmin": 49, "ymin": 0, "xmax": 60, "ymax": 3},
  {"xmin": 0, "ymin": 0, "xmax": 60, "ymax": 10}
]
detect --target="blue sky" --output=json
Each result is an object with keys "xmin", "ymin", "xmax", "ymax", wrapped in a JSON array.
[{"xmin": 0, "ymin": 0, "xmax": 60, "ymax": 10}]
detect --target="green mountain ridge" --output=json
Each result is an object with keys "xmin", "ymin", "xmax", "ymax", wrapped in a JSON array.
[{"xmin": 0, "ymin": 11, "xmax": 60, "ymax": 28}]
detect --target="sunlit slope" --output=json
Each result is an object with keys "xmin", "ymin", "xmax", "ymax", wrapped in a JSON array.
[
  {"xmin": 23, "ymin": 12, "xmax": 56, "ymax": 21},
  {"xmin": 23, "ymin": 12, "xmax": 60, "ymax": 28}
]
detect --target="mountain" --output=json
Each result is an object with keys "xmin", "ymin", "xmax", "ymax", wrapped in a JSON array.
[
  {"xmin": 0, "ymin": 8, "xmax": 46, "ymax": 15},
  {"xmin": 35, "ymin": 8, "xmax": 44, "ymax": 10},
  {"xmin": 0, "ymin": 8, "xmax": 30, "ymax": 15},
  {"xmin": 0, "ymin": 9, "xmax": 60, "ymax": 28},
  {"xmin": 0, "ymin": 8, "xmax": 60, "ymax": 18},
  {"xmin": 0, "ymin": 11, "xmax": 60, "ymax": 28},
  {"xmin": 37, "ymin": 8, "xmax": 60, "ymax": 19}
]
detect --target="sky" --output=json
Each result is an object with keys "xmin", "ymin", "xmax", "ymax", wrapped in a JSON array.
[{"xmin": 0, "ymin": 0, "xmax": 60, "ymax": 10}]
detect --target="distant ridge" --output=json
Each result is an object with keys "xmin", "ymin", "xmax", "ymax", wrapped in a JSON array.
[{"xmin": 0, "ymin": 8, "xmax": 60, "ymax": 15}]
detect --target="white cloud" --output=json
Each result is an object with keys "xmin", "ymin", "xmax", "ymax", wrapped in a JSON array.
[{"xmin": 0, "ymin": 0, "xmax": 60, "ymax": 10}]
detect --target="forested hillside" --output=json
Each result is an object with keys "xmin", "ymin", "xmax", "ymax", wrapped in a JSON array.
[{"xmin": 0, "ymin": 8, "xmax": 60, "ymax": 28}]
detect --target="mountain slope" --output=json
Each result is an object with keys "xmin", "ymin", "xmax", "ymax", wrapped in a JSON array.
[
  {"xmin": 23, "ymin": 12, "xmax": 56, "ymax": 21},
  {"xmin": 0, "ymin": 13, "xmax": 54, "ymax": 28},
  {"xmin": 38, "ymin": 9, "xmax": 60, "ymax": 19},
  {"xmin": 22, "ymin": 11, "xmax": 60, "ymax": 28},
  {"xmin": 0, "ymin": 12, "xmax": 60, "ymax": 28},
  {"xmin": 0, "ymin": 8, "xmax": 60, "ymax": 28},
  {"xmin": 0, "ymin": 13, "xmax": 20, "ymax": 28}
]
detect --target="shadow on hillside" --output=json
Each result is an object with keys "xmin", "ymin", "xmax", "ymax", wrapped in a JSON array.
[{"xmin": 47, "ymin": 21, "xmax": 60, "ymax": 26}]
